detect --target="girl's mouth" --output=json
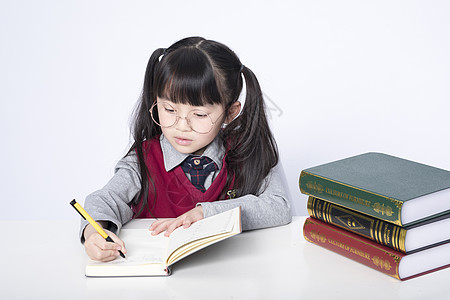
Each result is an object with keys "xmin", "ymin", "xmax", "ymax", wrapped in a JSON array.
[{"xmin": 174, "ymin": 137, "xmax": 193, "ymax": 146}]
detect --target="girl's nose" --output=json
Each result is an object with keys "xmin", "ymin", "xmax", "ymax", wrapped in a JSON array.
[{"xmin": 175, "ymin": 116, "xmax": 192, "ymax": 132}]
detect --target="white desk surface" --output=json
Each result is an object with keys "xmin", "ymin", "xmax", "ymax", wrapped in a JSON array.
[{"xmin": 2, "ymin": 216, "xmax": 450, "ymax": 300}]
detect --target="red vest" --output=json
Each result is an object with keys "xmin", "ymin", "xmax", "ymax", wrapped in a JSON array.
[{"xmin": 132, "ymin": 138, "xmax": 233, "ymax": 218}]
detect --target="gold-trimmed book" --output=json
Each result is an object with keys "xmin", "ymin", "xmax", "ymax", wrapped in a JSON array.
[
  {"xmin": 299, "ymin": 152, "xmax": 450, "ymax": 226},
  {"xmin": 85, "ymin": 207, "xmax": 241, "ymax": 277},
  {"xmin": 303, "ymin": 217, "xmax": 450, "ymax": 280},
  {"xmin": 307, "ymin": 196, "xmax": 450, "ymax": 253}
]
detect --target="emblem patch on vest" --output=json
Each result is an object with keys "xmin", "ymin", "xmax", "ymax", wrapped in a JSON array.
[{"xmin": 226, "ymin": 189, "xmax": 237, "ymax": 199}]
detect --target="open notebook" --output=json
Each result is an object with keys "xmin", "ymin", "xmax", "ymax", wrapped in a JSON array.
[{"xmin": 85, "ymin": 207, "xmax": 242, "ymax": 277}]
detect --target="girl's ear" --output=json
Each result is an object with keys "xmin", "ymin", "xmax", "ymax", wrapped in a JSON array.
[{"xmin": 224, "ymin": 101, "xmax": 242, "ymax": 124}]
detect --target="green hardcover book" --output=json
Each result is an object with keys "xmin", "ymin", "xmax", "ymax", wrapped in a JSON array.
[
  {"xmin": 307, "ymin": 196, "xmax": 450, "ymax": 253},
  {"xmin": 299, "ymin": 152, "xmax": 450, "ymax": 226}
]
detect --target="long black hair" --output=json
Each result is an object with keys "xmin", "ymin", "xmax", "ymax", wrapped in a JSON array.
[{"xmin": 129, "ymin": 37, "xmax": 279, "ymax": 216}]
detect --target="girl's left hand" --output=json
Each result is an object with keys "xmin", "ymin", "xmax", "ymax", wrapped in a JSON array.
[{"xmin": 149, "ymin": 206, "xmax": 204, "ymax": 237}]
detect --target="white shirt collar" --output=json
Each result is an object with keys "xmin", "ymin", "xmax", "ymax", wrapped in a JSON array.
[{"xmin": 159, "ymin": 134, "xmax": 225, "ymax": 172}]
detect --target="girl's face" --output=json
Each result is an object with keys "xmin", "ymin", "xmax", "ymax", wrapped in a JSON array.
[{"xmin": 154, "ymin": 98, "xmax": 227, "ymax": 155}]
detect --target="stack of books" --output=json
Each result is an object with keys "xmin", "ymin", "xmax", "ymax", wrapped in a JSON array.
[{"xmin": 299, "ymin": 152, "xmax": 450, "ymax": 280}]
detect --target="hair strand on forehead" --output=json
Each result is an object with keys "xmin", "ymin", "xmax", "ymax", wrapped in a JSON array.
[{"xmin": 154, "ymin": 47, "xmax": 223, "ymax": 107}]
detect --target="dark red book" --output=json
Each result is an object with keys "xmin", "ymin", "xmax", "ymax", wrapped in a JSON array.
[{"xmin": 303, "ymin": 217, "xmax": 450, "ymax": 280}]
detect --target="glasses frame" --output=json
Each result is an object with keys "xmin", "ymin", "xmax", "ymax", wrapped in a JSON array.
[{"xmin": 150, "ymin": 101, "xmax": 227, "ymax": 134}]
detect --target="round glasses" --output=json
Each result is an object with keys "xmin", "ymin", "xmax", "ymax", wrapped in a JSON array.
[{"xmin": 150, "ymin": 101, "xmax": 225, "ymax": 134}]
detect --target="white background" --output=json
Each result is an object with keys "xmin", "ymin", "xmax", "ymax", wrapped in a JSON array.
[{"xmin": 1, "ymin": 0, "xmax": 449, "ymax": 220}]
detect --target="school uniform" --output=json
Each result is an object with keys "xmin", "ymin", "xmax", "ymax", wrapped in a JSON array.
[{"xmin": 79, "ymin": 135, "xmax": 291, "ymax": 242}]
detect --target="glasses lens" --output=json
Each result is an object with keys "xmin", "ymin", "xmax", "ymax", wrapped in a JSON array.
[
  {"xmin": 152, "ymin": 102, "xmax": 177, "ymax": 128},
  {"xmin": 187, "ymin": 110, "xmax": 214, "ymax": 134},
  {"xmin": 150, "ymin": 102, "xmax": 214, "ymax": 133}
]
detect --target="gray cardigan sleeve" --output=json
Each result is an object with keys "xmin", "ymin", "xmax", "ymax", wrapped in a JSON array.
[
  {"xmin": 79, "ymin": 152, "xmax": 141, "ymax": 242},
  {"xmin": 79, "ymin": 152, "xmax": 292, "ymax": 242},
  {"xmin": 199, "ymin": 162, "xmax": 292, "ymax": 230}
]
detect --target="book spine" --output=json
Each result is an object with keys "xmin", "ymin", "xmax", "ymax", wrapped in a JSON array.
[
  {"xmin": 307, "ymin": 196, "xmax": 407, "ymax": 252},
  {"xmin": 303, "ymin": 217, "xmax": 404, "ymax": 280},
  {"xmin": 299, "ymin": 171, "xmax": 403, "ymax": 225}
]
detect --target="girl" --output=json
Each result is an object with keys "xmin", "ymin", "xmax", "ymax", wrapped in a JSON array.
[{"xmin": 81, "ymin": 37, "xmax": 291, "ymax": 262}]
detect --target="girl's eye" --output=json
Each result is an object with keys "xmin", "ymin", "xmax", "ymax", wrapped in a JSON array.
[
  {"xmin": 164, "ymin": 107, "xmax": 176, "ymax": 114},
  {"xmin": 193, "ymin": 112, "xmax": 208, "ymax": 118}
]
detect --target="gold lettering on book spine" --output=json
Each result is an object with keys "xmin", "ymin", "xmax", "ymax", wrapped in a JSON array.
[
  {"xmin": 327, "ymin": 237, "xmax": 371, "ymax": 260},
  {"xmin": 310, "ymin": 230, "xmax": 327, "ymax": 243},
  {"xmin": 388, "ymin": 253, "xmax": 401, "ymax": 263},
  {"xmin": 305, "ymin": 181, "xmax": 324, "ymax": 194},
  {"xmin": 372, "ymin": 256, "xmax": 392, "ymax": 271},
  {"xmin": 301, "ymin": 173, "xmax": 404, "ymax": 225},
  {"xmin": 372, "ymin": 202, "xmax": 394, "ymax": 217}
]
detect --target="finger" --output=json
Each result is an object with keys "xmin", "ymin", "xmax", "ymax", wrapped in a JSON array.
[
  {"xmin": 165, "ymin": 218, "xmax": 185, "ymax": 237},
  {"xmin": 85, "ymin": 240, "xmax": 120, "ymax": 262},
  {"xmin": 86, "ymin": 243, "xmax": 120, "ymax": 261},
  {"xmin": 107, "ymin": 231, "xmax": 127, "ymax": 254},
  {"xmin": 96, "ymin": 249, "xmax": 121, "ymax": 262},
  {"xmin": 86, "ymin": 232, "xmax": 124, "ymax": 259},
  {"xmin": 149, "ymin": 218, "xmax": 172, "ymax": 231},
  {"xmin": 150, "ymin": 220, "xmax": 172, "ymax": 236},
  {"xmin": 149, "ymin": 220, "xmax": 164, "ymax": 231},
  {"xmin": 182, "ymin": 208, "xmax": 203, "ymax": 229},
  {"xmin": 182, "ymin": 215, "xmax": 194, "ymax": 228}
]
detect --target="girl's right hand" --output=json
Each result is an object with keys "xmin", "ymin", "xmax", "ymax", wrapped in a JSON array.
[{"xmin": 83, "ymin": 225, "xmax": 127, "ymax": 262}]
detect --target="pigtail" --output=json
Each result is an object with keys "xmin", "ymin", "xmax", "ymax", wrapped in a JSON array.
[
  {"xmin": 126, "ymin": 37, "xmax": 278, "ymax": 216},
  {"xmin": 128, "ymin": 47, "xmax": 165, "ymax": 217},
  {"xmin": 222, "ymin": 66, "xmax": 279, "ymax": 197}
]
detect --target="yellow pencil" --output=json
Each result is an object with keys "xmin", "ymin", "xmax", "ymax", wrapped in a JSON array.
[{"xmin": 70, "ymin": 199, "xmax": 125, "ymax": 258}]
